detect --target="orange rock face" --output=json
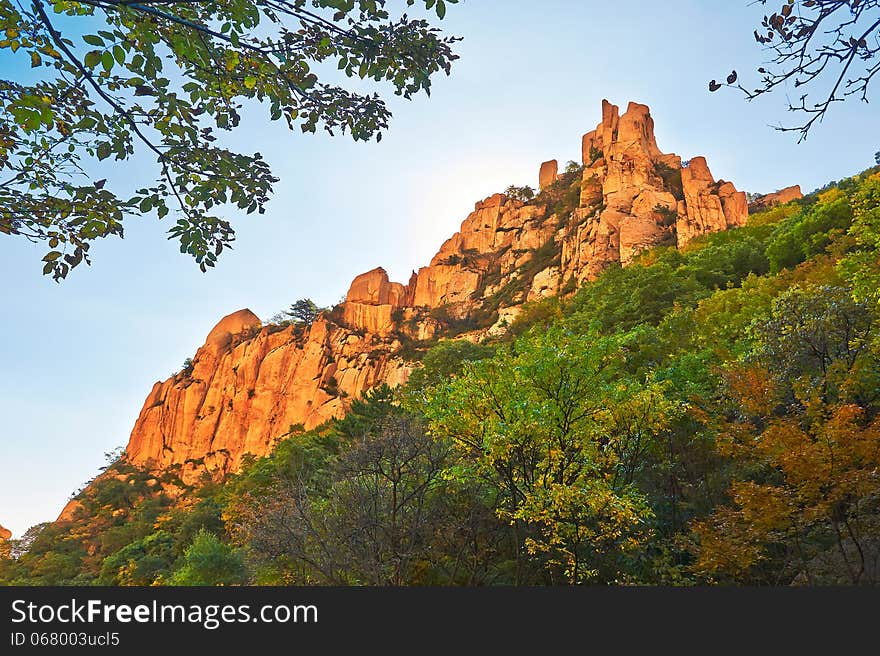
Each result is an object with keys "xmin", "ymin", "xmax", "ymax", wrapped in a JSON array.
[
  {"xmin": 126, "ymin": 314, "xmax": 413, "ymax": 483},
  {"xmin": 561, "ymin": 101, "xmax": 747, "ymax": 281},
  {"xmin": 121, "ymin": 99, "xmax": 751, "ymax": 486},
  {"xmin": 539, "ymin": 160, "xmax": 559, "ymax": 190},
  {"xmin": 750, "ymin": 185, "xmax": 803, "ymax": 211},
  {"xmin": 677, "ymin": 157, "xmax": 748, "ymax": 246},
  {"xmin": 341, "ymin": 268, "xmax": 406, "ymax": 336},
  {"xmin": 0, "ymin": 524, "xmax": 11, "ymax": 541}
]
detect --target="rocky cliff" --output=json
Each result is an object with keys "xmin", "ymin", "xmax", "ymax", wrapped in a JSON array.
[
  {"xmin": 125, "ymin": 310, "xmax": 412, "ymax": 482},
  {"xmin": 0, "ymin": 524, "xmax": 11, "ymax": 541},
  {"xmin": 123, "ymin": 99, "xmax": 753, "ymax": 484},
  {"xmin": 750, "ymin": 185, "xmax": 804, "ymax": 212}
]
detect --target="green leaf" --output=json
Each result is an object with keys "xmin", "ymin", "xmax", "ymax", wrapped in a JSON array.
[
  {"xmin": 83, "ymin": 34, "xmax": 104, "ymax": 47},
  {"xmin": 84, "ymin": 50, "xmax": 100, "ymax": 69},
  {"xmin": 101, "ymin": 51, "xmax": 114, "ymax": 73}
]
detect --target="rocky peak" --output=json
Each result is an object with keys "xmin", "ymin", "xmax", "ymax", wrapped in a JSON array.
[
  {"xmin": 203, "ymin": 309, "xmax": 262, "ymax": 352},
  {"xmin": 0, "ymin": 524, "xmax": 11, "ymax": 541},
  {"xmin": 119, "ymin": 99, "xmax": 752, "ymax": 486},
  {"xmin": 539, "ymin": 160, "xmax": 559, "ymax": 190},
  {"xmin": 345, "ymin": 267, "xmax": 405, "ymax": 306}
]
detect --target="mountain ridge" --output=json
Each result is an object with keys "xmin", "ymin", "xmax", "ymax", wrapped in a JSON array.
[{"xmin": 85, "ymin": 99, "xmax": 801, "ymax": 494}]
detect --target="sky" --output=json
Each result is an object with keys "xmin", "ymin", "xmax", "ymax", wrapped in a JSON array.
[{"xmin": 1, "ymin": 0, "xmax": 877, "ymax": 538}]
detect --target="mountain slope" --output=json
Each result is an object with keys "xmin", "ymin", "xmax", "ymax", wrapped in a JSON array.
[
  {"xmin": 123, "ymin": 99, "xmax": 758, "ymax": 484},
  {"xmin": 12, "ymin": 162, "xmax": 879, "ymax": 586}
]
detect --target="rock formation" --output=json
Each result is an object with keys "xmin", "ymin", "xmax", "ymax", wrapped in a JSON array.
[
  {"xmin": 750, "ymin": 185, "xmax": 803, "ymax": 212},
  {"xmin": 126, "ymin": 311, "xmax": 412, "ymax": 482},
  {"xmin": 0, "ymin": 524, "xmax": 11, "ymax": 541},
  {"xmin": 539, "ymin": 160, "xmax": 559, "ymax": 190},
  {"xmin": 121, "ymin": 99, "xmax": 750, "ymax": 485}
]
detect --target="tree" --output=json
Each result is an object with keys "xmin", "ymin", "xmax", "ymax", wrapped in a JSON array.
[
  {"xmin": 711, "ymin": 1, "xmax": 880, "ymax": 140},
  {"xmin": 272, "ymin": 298, "xmax": 323, "ymax": 326},
  {"xmin": 753, "ymin": 284, "xmax": 875, "ymax": 406},
  {"xmin": 168, "ymin": 529, "xmax": 245, "ymax": 585},
  {"xmin": 425, "ymin": 327, "xmax": 658, "ymax": 584},
  {"xmin": 504, "ymin": 184, "xmax": 535, "ymax": 202},
  {"xmin": 99, "ymin": 531, "xmax": 175, "ymax": 585},
  {"xmin": 404, "ymin": 338, "xmax": 495, "ymax": 391},
  {"xmin": 1, "ymin": 0, "xmax": 460, "ymax": 280},
  {"xmin": 231, "ymin": 415, "xmax": 458, "ymax": 585},
  {"xmin": 689, "ymin": 281, "xmax": 880, "ymax": 584},
  {"xmin": 691, "ymin": 392, "xmax": 880, "ymax": 584},
  {"xmin": 875, "ymin": 151, "xmax": 880, "ymax": 166},
  {"xmin": 841, "ymin": 171, "xmax": 880, "ymax": 306},
  {"xmin": 564, "ymin": 159, "xmax": 581, "ymax": 174}
]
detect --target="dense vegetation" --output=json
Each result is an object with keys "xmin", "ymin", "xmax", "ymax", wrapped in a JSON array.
[{"xmin": 3, "ymin": 167, "xmax": 880, "ymax": 585}]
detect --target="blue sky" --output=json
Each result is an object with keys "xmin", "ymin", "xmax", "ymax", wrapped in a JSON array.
[{"xmin": 1, "ymin": 0, "xmax": 877, "ymax": 537}]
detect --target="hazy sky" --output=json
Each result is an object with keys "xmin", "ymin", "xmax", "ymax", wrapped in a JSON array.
[{"xmin": 1, "ymin": 1, "xmax": 877, "ymax": 537}]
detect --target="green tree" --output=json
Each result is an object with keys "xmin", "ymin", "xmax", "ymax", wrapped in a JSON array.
[
  {"xmin": 405, "ymin": 339, "xmax": 495, "ymax": 392},
  {"xmin": 504, "ymin": 184, "xmax": 535, "ymax": 202},
  {"xmin": 753, "ymin": 284, "xmax": 875, "ymax": 406},
  {"xmin": 99, "ymin": 531, "xmax": 176, "ymax": 585},
  {"xmin": 270, "ymin": 298, "xmax": 324, "ymax": 326},
  {"xmin": 567, "ymin": 261, "xmax": 705, "ymax": 334},
  {"xmin": 425, "ymin": 327, "xmax": 658, "ymax": 583},
  {"xmin": 168, "ymin": 529, "xmax": 245, "ymax": 585},
  {"xmin": 1, "ymin": 0, "xmax": 460, "ymax": 279},
  {"xmin": 765, "ymin": 190, "xmax": 853, "ymax": 273},
  {"xmin": 237, "ymin": 417, "xmax": 451, "ymax": 585},
  {"xmin": 841, "ymin": 172, "xmax": 880, "ymax": 306}
]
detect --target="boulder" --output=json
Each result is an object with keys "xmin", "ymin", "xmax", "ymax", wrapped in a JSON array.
[
  {"xmin": 528, "ymin": 266, "xmax": 561, "ymax": 301},
  {"xmin": 203, "ymin": 309, "xmax": 261, "ymax": 352},
  {"xmin": 345, "ymin": 267, "xmax": 405, "ymax": 307}
]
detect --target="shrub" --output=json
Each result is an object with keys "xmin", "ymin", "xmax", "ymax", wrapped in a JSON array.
[
  {"xmin": 168, "ymin": 530, "xmax": 245, "ymax": 586},
  {"xmin": 766, "ymin": 195, "xmax": 853, "ymax": 273},
  {"xmin": 654, "ymin": 162, "xmax": 684, "ymax": 201},
  {"xmin": 406, "ymin": 340, "xmax": 496, "ymax": 390},
  {"xmin": 504, "ymin": 185, "xmax": 535, "ymax": 202},
  {"xmin": 654, "ymin": 203, "xmax": 678, "ymax": 227},
  {"xmin": 506, "ymin": 297, "xmax": 561, "ymax": 338}
]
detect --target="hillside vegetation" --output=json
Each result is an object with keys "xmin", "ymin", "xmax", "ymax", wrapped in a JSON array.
[{"xmin": 3, "ymin": 167, "xmax": 880, "ymax": 585}]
